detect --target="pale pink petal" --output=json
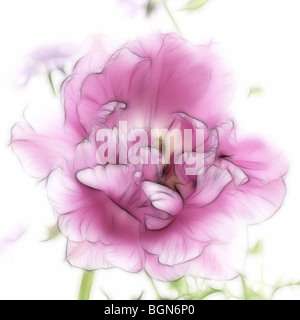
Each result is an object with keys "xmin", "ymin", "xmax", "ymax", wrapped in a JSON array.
[
  {"xmin": 144, "ymin": 254, "xmax": 189, "ymax": 282},
  {"xmin": 127, "ymin": 34, "xmax": 234, "ymax": 128},
  {"xmin": 224, "ymin": 178, "xmax": 286, "ymax": 225},
  {"xmin": 216, "ymin": 134, "xmax": 288, "ymax": 224},
  {"xmin": 186, "ymin": 228, "xmax": 248, "ymax": 280},
  {"xmin": 144, "ymin": 228, "xmax": 247, "ymax": 281},
  {"xmin": 217, "ymin": 129, "xmax": 288, "ymax": 182},
  {"xmin": 141, "ymin": 220, "xmax": 206, "ymax": 266},
  {"xmin": 142, "ymin": 181, "xmax": 183, "ymax": 216},
  {"xmin": 189, "ymin": 165, "xmax": 232, "ymax": 206},
  {"xmin": 77, "ymin": 50, "xmax": 150, "ymax": 132},
  {"xmin": 67, "ymin": 241, "xmax": 112, "ymax": 270},
  {"xmin": 74, "ymin": 34, "xmax": 233, "ymax": 135},
  {"xmin": 76, "ymin": 165, "xmax": 133, "ymax": 199},
  {"xmin": 178, "ymin": 205, "xmax": 239, "ymax": 244},
  {"xmin": 11, "ymin": 121, "xmax": 73, "ymax": 179},
  {"xmin": 67, "ymin": 240, "xmax": 144, "ymax": 272},
  {"xmin": 47, "ymin": 168, "xmax": 114, "ymax": 244},
  {"xmin": 63, "ymin": 35, "xmax": 115, "ymax": 139},
  {"xmin": 73, "ymin": 137, "xmax": 98, "ymax": 172},
  {"xmin": 217, "ymin": 159, "xmax": 249, "ymax": 187},
  {"xmin": 62, "ymin": 75, "xmax": 87, "ymax": 139},
  {"xmin": 67, "ymin": 218, "xmax": 144, "ymax": 272},
  {"xmin": 74, "ymin": 34, "xmax": 115, "ymax": 74}
]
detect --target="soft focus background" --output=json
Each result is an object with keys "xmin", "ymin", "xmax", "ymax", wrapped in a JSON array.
[{"xmin": 1, "ymin": 0, "xmax": 300, "ymax": 300}]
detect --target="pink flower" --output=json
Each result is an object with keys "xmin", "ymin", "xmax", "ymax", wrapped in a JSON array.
[{"xmin": 11, "ymin": 34, "xmax": 287, "ymax": 281}]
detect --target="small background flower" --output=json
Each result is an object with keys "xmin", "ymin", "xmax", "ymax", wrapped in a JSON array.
[
  {"xmin": 14, "ymin": 42, "xmax": 79, "ymax": 88},
  {"xmin": 0, "ymin": 226, "xmax": 26, "ymax": 255},
  {"xmin": 116, "ymin": 0, "xmax": 157, "ymax": 16}
]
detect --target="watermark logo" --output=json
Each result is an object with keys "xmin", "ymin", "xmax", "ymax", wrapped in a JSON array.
[{"xmin": 96, "ymin": 121, "xmax": 205, "ymax": 175}]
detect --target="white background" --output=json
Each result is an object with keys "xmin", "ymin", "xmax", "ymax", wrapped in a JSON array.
[{"xmin": 0, "ymin": 0, "xmax": 300, "ymax": 300}]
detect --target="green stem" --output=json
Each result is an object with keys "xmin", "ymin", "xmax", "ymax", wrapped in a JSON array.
[
  {"xmin": 145, "ymin": 272, "xmax": 162, "ymax": 300},
  {"xmin": 259, "ymin": 248, "xmax": 265, "ymax": 295},
  {"xmin": 271, "ymin": 282, "xmax": 300, "ymax": 298},
  {"xmin": 47, "ymin": 72, "xmax": 56, "ymax": 96},
  {"xmin": 78, "ymin": 270, "xmax": 95, "ymax": 300},
  {"xmin": 162, "ymin": 0, "xmax": 182, "ymax": 35}
]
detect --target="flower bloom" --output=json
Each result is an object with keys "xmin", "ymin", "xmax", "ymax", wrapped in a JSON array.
[
  {"xmin": 0, "ymin": 226, "xmax": 25, "ymax": 255},
  {"xmin": 117, "ymin": 0, "xmax": 150, "ymax": 15},
  {"xmin": 11, "ymin": 34, "xmax": 287, "ymax": 281},
  {"xmin": 16, "ymin": 42, "xmax": 78, "ymax": 87}
]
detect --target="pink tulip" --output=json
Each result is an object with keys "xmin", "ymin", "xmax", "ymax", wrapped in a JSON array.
[{"xmin": 11, "ymin": 34, "xmax": 287, "ymax": 281}]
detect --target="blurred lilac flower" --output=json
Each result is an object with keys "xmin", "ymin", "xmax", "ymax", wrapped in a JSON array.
[
  {"xmin": 117, "ymin": 0, "xmax": 157, "ymax": 16},
  {"xmin": 0, "ymin": 226, "xmax": 26, "ymax": 254},
  {"xmin": 16, "ymin": 42, "xmax": 79, "ymax": 87}
]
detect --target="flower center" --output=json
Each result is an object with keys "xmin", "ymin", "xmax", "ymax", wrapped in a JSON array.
[{"xmin": 160, "ymin": 164, "xmax": 182, "ymax": 191}]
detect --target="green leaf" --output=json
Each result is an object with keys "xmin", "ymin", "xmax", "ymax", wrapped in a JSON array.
[
  {"xmin": 241, "ymin": 277, "xmax": 265, "ymax": 300},
  {"xmin": 101, "ymin": 289, "xmax": 111, "ymax": 300},
  {"xmin": 169, "ymin": 277, "xmax": 189, "ymax": 295},
  {"xmin": 183, "ymin": 0, "xmax": 209, "ymax": 11},
  {"xmin": 271, "ymin": 281, "xmax": 300, "ymax": 298},
  {"xmin": 42, "ymin": 224, "xmax": 61, "ymax": 242},
  {"xmin": 249, "ymin": 239, "xmax": 264, "ymax": 255},
  {"xmin": 248, "ymin": 86, "xmax": 264, "ymax": 97},
  {"xmin": 133, "ymin": 291, "xmax": 144, "ymax": 300},
  {"xmin": 191, "ymin": 287, "xmax": 224, "ymax": 300},
  {"xmin": 146, "ymin": 0, "xmax": 157, "ymax": 16}
]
